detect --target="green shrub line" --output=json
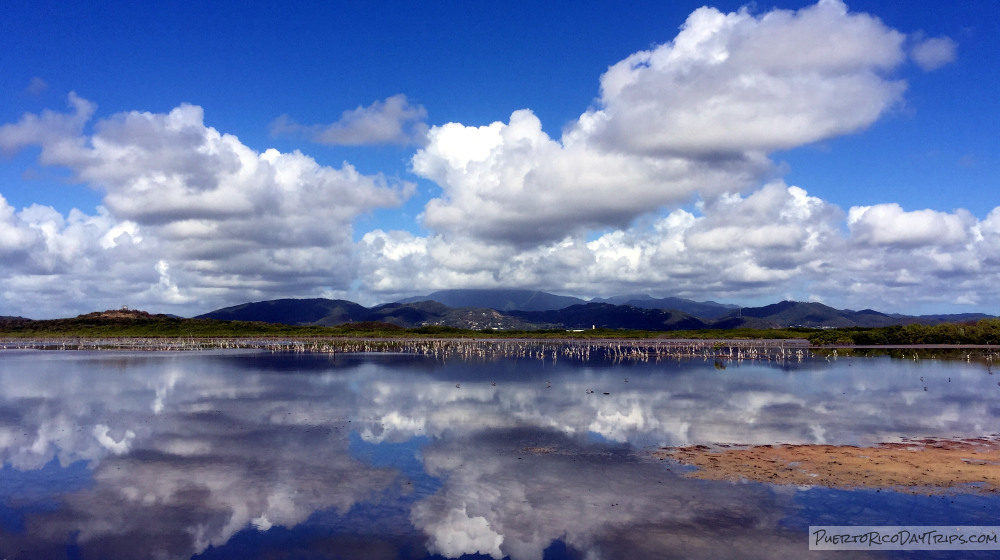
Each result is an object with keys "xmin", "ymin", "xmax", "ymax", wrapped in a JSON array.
[
  {"xmin": 802, "ymin": 320, "xmax": 1000, "ymax": 346},
  {"xmin": 2, "ymin": 313, "xmax": 999, "ymax": 346}
]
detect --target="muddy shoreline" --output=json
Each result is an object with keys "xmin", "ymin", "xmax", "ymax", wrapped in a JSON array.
[{"xmin": 656, "ymin": 437, "xmax": 1000, "ymax": 494}]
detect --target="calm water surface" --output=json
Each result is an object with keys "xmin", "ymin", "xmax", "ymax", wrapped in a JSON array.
[{"xmin": 1, "ymin": 349, "xmax": 998, "ymax": 559}]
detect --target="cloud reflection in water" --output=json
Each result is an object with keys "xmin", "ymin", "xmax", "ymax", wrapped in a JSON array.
[{"xmin": 0, "ymin": 349, "xmax": 995, "ymax": 558}]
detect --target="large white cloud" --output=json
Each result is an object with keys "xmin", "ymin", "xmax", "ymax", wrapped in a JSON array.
[
  {"xmin": 412, "ymin": 0, "xmax": 909, "ymax": 247},
  {"xmin": 584, "ymin": 0, "xmax": 906, "ymax": 156},
  {"xmin": 847, "ymin": 203, "xmax": 972, "ymax": 247},
  {"xmin": 0, "ymin": 96, "xmax": 413, "ymax": 317},
  {"xmin": 413, "ymin": 110, "xmax": 765, "ymax": 244}
]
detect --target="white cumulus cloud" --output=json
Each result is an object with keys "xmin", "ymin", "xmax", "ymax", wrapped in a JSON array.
[
  {"xmin": 583, "ymin": 0, "xmax": 907, "ymax": 156},
  {"xmin": 0, "ymin": 95, "xmax": 414, "ymax": 317},
  {"xmin": 911, "ymin": 36, "xmax": 958, "ymax": 71},
  {"xmin": 411, "ymin": 0, "xmax": 909, "ymax": 247},
  {"xmin": 847, "ymin": 203, "xmax": 972, "ymax": 247},
  {"xmin": 413, "ymin": 109, "xmax": 766, "ymax": 245},
  {"xmin": 414, "ymin": 504, "xmax": 504, "ymax": 560},
  {"xmin": 272, "ymin": 94, "xmax": 428, "ymax": 146}
]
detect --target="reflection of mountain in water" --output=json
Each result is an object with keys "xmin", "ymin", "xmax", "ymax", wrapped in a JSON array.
[{"xmin": 0, "ymin": 350, "xmax": 997, "ymax": 559}]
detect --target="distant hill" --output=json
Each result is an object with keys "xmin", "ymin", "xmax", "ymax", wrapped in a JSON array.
[
  {"xmin": 363, "ymin": 301, "xmax": 539, "ymax": 330},
  {"xmin": 713, "ymin": 301, "xmax": 914, "ymax": 329},
  {"xmin": 893, "ymin": 313, "xmax": 996, "ymax": 326},
  {"xmin": 364, "ymin": 300, "xmax": 452, "ymax": 325},
  {"xmin": 592, "ymin": 294, "xmax": 738, "ymax": 319},
  {"xmin": 195, "ymin": 297, "xmax": 997, "ymax": 332},
  {"xmin": 198, "ymin": 298, "xmax": 546, "ymax": 330},
  {"xmin": 197, "ymin": 297, "xmax": 709, "ymax": 331},
  {"xmin": 401, "ymin": 289, "xmax": 739, "ymax": 319},
  {"xmin": 398, "ymin": 289, "xmax": 586, "ymax": 312},
  {"xmin": 509, "ymin": 303, "xmax": 709, "ymax": 331},
  {"xmin": 196, "ymin": 298, "xmax": 368, "ymax": 326}
]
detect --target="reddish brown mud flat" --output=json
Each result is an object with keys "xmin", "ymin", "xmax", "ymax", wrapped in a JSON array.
[{"xmin": 656, "ymin": 436, "xmax": 1000, "ymax": 494}]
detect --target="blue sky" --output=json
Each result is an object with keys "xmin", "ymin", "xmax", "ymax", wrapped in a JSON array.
[{"xmin": 1, "ymin": 0, "xmax": 997, "ymax": 318}]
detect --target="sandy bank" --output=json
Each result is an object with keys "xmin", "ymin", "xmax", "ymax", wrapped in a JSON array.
[{"xmin": 656, "ymin": 436, "xmax": 1000, "ymax": 494}]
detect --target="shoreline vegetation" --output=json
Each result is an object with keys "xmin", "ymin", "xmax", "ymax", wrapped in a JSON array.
[
  {"xmin": 0, "ymin": 310, "xmax": 997, "ymax": 364},
  {"xmin": 2, "ymin": 309, "xmax": 1000, "ymax": 344},
  {"xmin": 0, "ymin": 309, "xmax": 999, "ymax": 348}
]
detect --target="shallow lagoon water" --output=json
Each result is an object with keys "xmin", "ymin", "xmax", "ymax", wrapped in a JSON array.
[{"xmin": 0, "ymin": 349, "xmax": 998, "ymax": 559}]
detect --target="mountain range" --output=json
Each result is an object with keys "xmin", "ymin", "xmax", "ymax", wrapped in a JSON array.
[{"xmin": 195, "ymin": 290, "xmax": 996, "ymax": 331}]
